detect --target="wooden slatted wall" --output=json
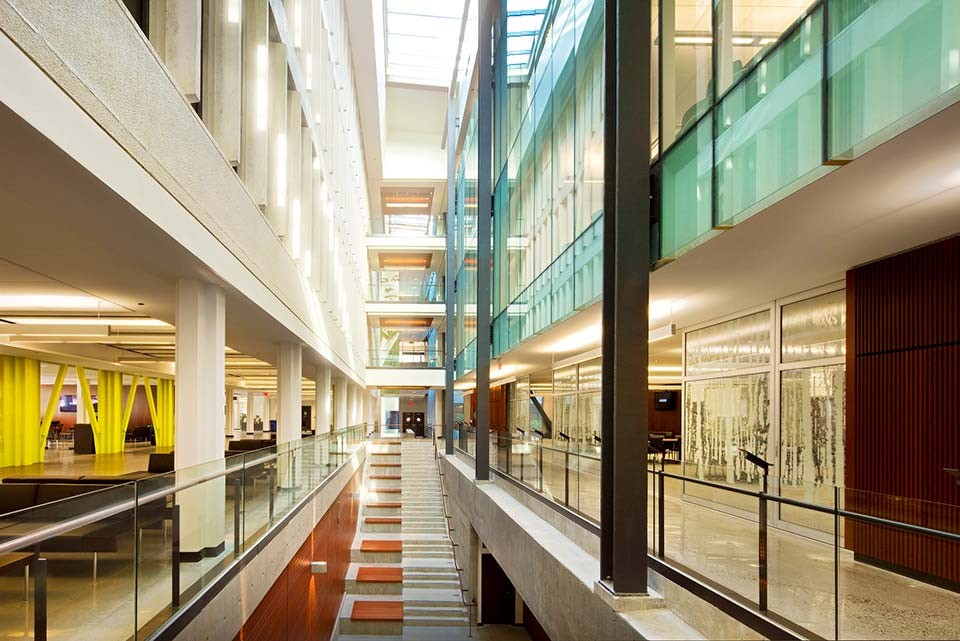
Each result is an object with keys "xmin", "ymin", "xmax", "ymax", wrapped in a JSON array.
[{"xmin": 846, "ymin": 235, "xmax": 960, "ymax": 584}]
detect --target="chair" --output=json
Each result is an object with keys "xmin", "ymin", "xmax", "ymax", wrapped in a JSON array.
[{"xmin": 73, "ymin": 424, "xmax": 95, "ymax": 455}]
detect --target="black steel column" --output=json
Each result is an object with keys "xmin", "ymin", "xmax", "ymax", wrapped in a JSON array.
[
  {"xmin": 445, "ymin": 95, "xmax": 457, "ymax": 457},
  {"xmin": 475, "ymin": 0, "xmax": 494, "ymax": 481},
  {"xmin": 600, "ymin": 0, "xmax": 651, "ymax": 594}
]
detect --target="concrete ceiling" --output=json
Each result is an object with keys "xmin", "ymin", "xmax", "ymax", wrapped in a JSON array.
[{"xmin": 0, "ymin": 99, "xmax": 353, "ymax": 387}]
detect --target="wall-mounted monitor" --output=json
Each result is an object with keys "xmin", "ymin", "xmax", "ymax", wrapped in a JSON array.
[{"xmin": 654, "ymin": 391, "xmax": 675, "ymax": 411}]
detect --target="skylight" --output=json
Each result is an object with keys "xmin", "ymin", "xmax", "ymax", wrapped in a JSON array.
[
  {"xmin": 506, "ymin": 0, "xmax": 550, "ymax": 78},
  {"xmin": 386, "ymin": 0, "xmax": 467, "ymax": 87}
]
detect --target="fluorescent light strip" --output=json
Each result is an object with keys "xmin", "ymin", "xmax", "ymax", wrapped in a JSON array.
[{"xmin": 0, "ymin": 317, "xmax": 170, "ymax": 327}]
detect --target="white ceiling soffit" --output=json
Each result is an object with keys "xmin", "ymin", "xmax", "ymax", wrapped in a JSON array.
[{"xmin": 385, "ymin": 0, "xmax": 467, "ymax": 87}]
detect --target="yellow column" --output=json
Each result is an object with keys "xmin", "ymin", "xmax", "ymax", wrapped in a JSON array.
[
  {"xmin": 39, "ymin": 364, "xmax": 68, "ymax": 460},
  {"xmin": 95, "ymin": 370, "xmax": 127, "ymax": 454},
  {"xmin": 159, "ymin": 379, "xmax": 175, "ymax": 449},
  {"xmin": 147, "ymin": 378, "xmax": 176, "ymax": 449},
  {"xmin": 0, "ymin": 356, "xmax": 42, "ymax": 467}
]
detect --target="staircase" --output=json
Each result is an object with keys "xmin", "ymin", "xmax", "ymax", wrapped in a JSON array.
[{"xmin": 338, "ymin": 438, "xmax": 473, "ymax": 641}]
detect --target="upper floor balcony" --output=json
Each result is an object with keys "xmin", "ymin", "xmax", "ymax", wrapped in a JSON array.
[
  {"xmin": 367, "ymin": 270, "xmax": 444, "ymax": 304},
  {"xmin": 369, "ymin": 213, "xmax": 446, "ymax": 238},
  {"xmin": 654, "ymin": 0, "xmax": 960, "ymax": 263}
]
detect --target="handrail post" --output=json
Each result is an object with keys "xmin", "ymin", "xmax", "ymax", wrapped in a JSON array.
[
  {"xmin": 834, "ymin": 485, "xmax": 840, "ymax": 640},
  {"xmin": 564, "ymin": 450, "xmax": 570, "ymax": 507},
  {"xmin": 34, "ymin": 557, "xmax": 47, "ymax": 641},
  {"xmin": 759, "ymin": 470, "xmax": 769, "ymax": 612},
  {"xmin": 233, "ymin": 476, "xmax": 241, "ymax": 557},
  {"xmin": 268, "ymin": 465, "xmax": 276, "ymax": 523},
  {"xmin": 658, "ymin": 455, "xmax": 666, "ymax": 558},
  {"xmin": 538, "ymin": 443, "xmax": 544, "ymax": 492},
  {"xmin": 172, "ymin": 504, "xmax": 181, "ymax": 608}
]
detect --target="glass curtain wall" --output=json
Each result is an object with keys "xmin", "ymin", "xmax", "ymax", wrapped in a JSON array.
[
  {"xmin": 454, "ymin": 112, "xmax": 479, "ymax": 378},
  {"xmin": 682, "ymin": 289, "xmax": 846, "ymax": 533},
  {"xmin": 491, "ymin": 0, "xmax": 606, "ymax": 359},
  {"xmin": 655, "ymin": 0, "xmax": 960, "ymax": 263}
]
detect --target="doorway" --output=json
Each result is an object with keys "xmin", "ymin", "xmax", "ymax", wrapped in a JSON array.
[{"xmin": 402, "ymin": 412, "xmax": 425, "ymax": 437}]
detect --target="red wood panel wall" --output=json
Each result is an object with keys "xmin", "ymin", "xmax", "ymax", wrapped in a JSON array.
[
  {"xmin": 846, "ymin": 235, "xmax": 960, "ymax": 584},
  {"xmin": 647, "ymin": 390, "xmax": 681, "ymax": 434},
  {"xmin": 234, "ymin": 469, "xmax": 361, "ymax": 641}
]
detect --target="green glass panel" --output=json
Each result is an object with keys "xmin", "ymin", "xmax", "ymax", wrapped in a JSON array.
[
  {"xmin": 660, "ymin": 113, "xmax": 713, "ymax": 258},
  {"xmin": 574, "ymin": 216, "xmax": 602, "ymax": 309},
  {"xmin": 828, "ymin": 0, "xmax": 960, "ymax": 159},
  {"xmin": 716, "ymin": 10, "xmax": 824, "ymax": 226},
  {"xmin": 552, "ymin": 243, "xmax": 576, "ymax": 322}
]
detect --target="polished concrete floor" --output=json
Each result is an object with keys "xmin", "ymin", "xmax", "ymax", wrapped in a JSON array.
[{"xmin": 485, "ymin": 451, "xmax": 960, "ymax": 640}]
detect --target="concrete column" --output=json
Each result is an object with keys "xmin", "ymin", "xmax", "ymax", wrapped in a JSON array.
[
  {"xmin": 201, "ymin": 0, "xmax": 242, "ymax": 163},
  {"xmin": 266, "ymin": 41, "xmax": 288, "ymax": 235},
  {"xmin": 366, "ymin": 392, "xmax": 375, "ymax": 431},
  {"xmin": 284, "ymin": 92, "xmax": 303, "ymax": 258},
  {"xmin": 240, "ymin": 0, "xmax": 269, "ymax": 204},
  {"xmin": 276, "ymin": 343, "xmax": 302, "ymax": 444},
  {"xmin": 75, "ymin": 379, "xmax": 88, "ymax": 425},
  {"xmin": 225, "ymin": 387, "xmax": 235, "ymax": 437},
  {"xmin": 315, "ymin": 363, "xmax": 331, "ymax": 434},
  {"xmin": 346, "ymin": 383, "xmax": 357, "ymax": 427},
  {"xmin": 333, "ymin": 376, "xmax": 347, "ymax": 431},
  {"xmin": 149, "ymin": 0, "xmax": 202, "ymax": 103},
  {"xmin": 175, "ymin": 279, "xmax": 226, "ymax": 557},
  {"xmin": 245, "ymin": 389, "xmax": 256, "ymax": 433}
]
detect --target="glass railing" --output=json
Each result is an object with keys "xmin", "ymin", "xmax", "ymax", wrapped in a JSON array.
[
  {"xmin": 450, "ymin": 429, "xmax": 960, "ymax": 639},
  {"xmin": 368, "ymin": 271, "xmax": 444, "ymax": 303},
  {"xmin": 368, "ymin": 350, "xmax": 443, "ymax": 368},
  {"xmin": 0, "ymin": 424, "xmax": 366, "ymax": 641},
  {"xmin": 647, "ymin": 460, "xmax": 960, "ymax": 640},
  {"xmin": 368, "ymin": 215, "xmax": 447, "ymax": 237},
  {"xmin": 657, "ymin": 0, "xmax": 960, "ymax": 262},
  {"xmin": 453, "ymin": 426, "xmax": 602, "ymax": 523}
]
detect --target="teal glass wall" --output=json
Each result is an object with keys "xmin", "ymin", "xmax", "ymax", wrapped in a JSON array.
[
  {"xmin": 454, "ymin": 111, "xmax": 478, "ymax": 378},
  {"xmin": 654, "ymin": 0, "xmax": 960, "ymax": 262},
  {"xmin": 490, "ymin": 0, "xmax": 605, "ymax": 359},
  {"xmin": 828, "ymin": 0, "xmax": 960, "ymax": 159}
]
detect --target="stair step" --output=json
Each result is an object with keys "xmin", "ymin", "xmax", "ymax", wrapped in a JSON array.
[
  {"xmin": 360, "ymin": 540, "xmax": 402, "ymax": 553},
  {"xmin": 357, "ymin": 567, "xmax": 403, "ymax": 583},
  {"xmin": 366, "ymin": 517, "xmax": 402, "ymax": 524},
  {"xmin": 351, "ymin": 600, "xmax": 404, "ymax": 621},
  {"xmin": 368, "ymin": 502, "xmax": 402, "ymax": 508},
  {"xmin": 370, "ymin": 475, "xmax": 402, "ymax": 480}
]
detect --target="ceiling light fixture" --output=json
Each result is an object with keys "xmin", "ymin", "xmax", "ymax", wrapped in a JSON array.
[
  {"xmin": 649, "ymin": 324, "xmax": 677, "ymax": 343},
  {"xmin": 0, "ymin": 317, "xmax": 170, "ymax": 327}
]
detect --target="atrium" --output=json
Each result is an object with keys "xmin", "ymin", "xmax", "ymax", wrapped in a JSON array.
[{"xmin": 0, "ymin": 1, "xmax": 959, "ymax": 640}]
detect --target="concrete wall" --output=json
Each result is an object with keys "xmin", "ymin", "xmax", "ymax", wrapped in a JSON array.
[
  {"xmin": 442, "ymin": 454, "xmax": 762, "ymax": 641},
  {"xmin": 0, "ymin": 0, "xmax": 367, "ymax": 381}
]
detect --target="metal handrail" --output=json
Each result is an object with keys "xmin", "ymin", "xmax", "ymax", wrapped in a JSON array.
[
  {"xmin": 433, "ymin": 439, "xmax": 477, "ymax": 636},
  {"xmin": 648, "ymin": 467, "xmax": 960, "ymax": 544},
  {"xmin": 0, "ymin": 426, "xmax": 364, "ymax": 555}
]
